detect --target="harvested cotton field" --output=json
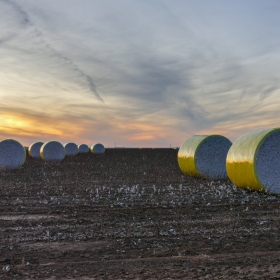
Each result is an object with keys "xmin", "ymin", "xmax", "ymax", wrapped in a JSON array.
[{"xmin": 1, "ymin": 148, "xmax": 280, "ymax": 279}]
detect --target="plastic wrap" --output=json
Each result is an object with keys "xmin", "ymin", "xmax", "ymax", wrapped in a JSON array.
[
  {"xmin": 28, "ymin": 142, "xmax": 44, "ymax": 158},
  {"xmin": 64, "ymin": 142, "xmax": 78, "ymax": 156},
  {"xmin": 178, "ymin": 135, "xmax": 232, "ymax": 179},
  {"xmin": 78, "ymin": 144, "xmax": 89, "ymax": 153},
  {"xmin": 0, "ymin": 139, "xmax": 26, "ymax": 170},
  {"xmin": 90, "ymin": 143, "xmax": 105, "ymax": 154},
  {"xmin": 40, "ymin": 141, "xmax": 65, "ymax": 161},
  {"xmin": 226, "ymin": 128, "xmax": 280, "ymax": 193}
]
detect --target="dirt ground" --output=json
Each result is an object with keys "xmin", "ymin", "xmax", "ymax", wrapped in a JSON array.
[{"xmin": 1, "ymin": 148, "xmax": 280, "ymax": 279}]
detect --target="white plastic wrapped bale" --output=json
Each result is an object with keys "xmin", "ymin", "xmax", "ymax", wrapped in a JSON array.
[
  {"xmin": 64, "ymin": 143, "xmax": 78, "ymax": 156},
  {"xmin": 0, "ymin": 139, "xmax": 26, "ymax": 170},
  {"xmin": 178, "ymin": 135, "xmax": 232, "ymax": 180},
  {"xmin": 40, "ymin": 141, "xmax": 65, "ymax": 161},
  {"xmin": 78, "ymin": 144, "xmax": 89, "ymax": 153},
  {"xmin": 28, "ymin": 142, "xmax": 44, "ymax": 158},
  {"xmin": 90, "ymin": 143, "xmax": 105, "ymax": 154}
]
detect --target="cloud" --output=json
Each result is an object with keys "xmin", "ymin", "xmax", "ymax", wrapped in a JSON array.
[
  {"xmin": 0, "ymin": 33, "xmax": 17, "ymax": 45},
  {"xmin": 1, "ymin": 0, "xmax": 280, "ymax": 146},
  {"xmin": 0, "ymin": 0, "xmax": 31, "ymax": 26},
  {"xmin": 0, "ymin": 0, "xmax": 104, "ymax": 103}
]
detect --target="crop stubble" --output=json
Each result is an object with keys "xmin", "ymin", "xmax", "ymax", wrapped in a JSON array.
[{"xmin": 1, "ymin": 149, "xmax": 280, "ymax": 279}]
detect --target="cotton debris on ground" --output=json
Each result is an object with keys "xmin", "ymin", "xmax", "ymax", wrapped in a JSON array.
[
  {"xmin": 28, "ymin": 142, "xmax": 44, "ymax": 158},
  {"xmin": 40, "ymin": 141, "xmax": 65, "ymax": 161},
  {"xmin": 0, "ymin": 139, "xmax": 26, "ymax": 170},
  {"xmin": 64, "ymin": 143, "xmax": 78, "ymax": 156},
  {"xmin": 1, "ymin": 149, "xmax": 280, "ymax": 279}
]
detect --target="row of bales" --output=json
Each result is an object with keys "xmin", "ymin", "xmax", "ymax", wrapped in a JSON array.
[
  {"xmin": 178, "ymin": 128, "xmax": 280, "ymax": 195},
  {"xmin": 0, "ymin": 140, "xmax": 105, "ymax": 170}
]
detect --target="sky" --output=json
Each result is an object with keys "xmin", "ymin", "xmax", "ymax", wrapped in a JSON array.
[{"xmin": 1, "ymin": 0, "xmax": 280, "ymax": 147}]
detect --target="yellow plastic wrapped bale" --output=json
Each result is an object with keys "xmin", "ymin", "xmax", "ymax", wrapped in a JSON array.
[
  {"xmin": 178, "ymin": 135, "xmax": 232, "ymax": 179},
  {"xmin": 226, "ymin": 128, "xmax": 280, "ymax": 194}
]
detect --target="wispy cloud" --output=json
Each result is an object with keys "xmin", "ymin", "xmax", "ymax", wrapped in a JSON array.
[
  {"xmin": 0, "ymin": 0, "xmax": 104, "ymax": 102},
  {"xmin": 0, "ymin": 0, "xmax": 31, "ymax": 26},
  {"xmin": 1, "ymin": 0, "xmax": 280, "ymax": 146}
]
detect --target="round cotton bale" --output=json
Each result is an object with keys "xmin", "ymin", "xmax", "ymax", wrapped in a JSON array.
[
  {"xmin": 90, "ymin": 143, "xmax": 105, "ymax": 154},
  {"xmin": 178, "ymin": 135, "xmax": 232, "ymax": 180},
  {"xmin": 226, "ymin": 128, "xmax": 280, "ymax": 194},
  {"xmin": 78, "ymin": 144, "xmax": 89, "ymax": 153},
  {"xmin": 40, "ymin": 141, "xmax": 65, "ymax": 161},
  {"xmin": 0, "ymin": 139, "xmax": 26, "ymax": 170},
  {"xmin": 28, "ymin": 142, "xmax": 44, "ymax": 158},
  {"xmin": 64, "ymin": 142, "xmax": 78, "ymax": 156}
]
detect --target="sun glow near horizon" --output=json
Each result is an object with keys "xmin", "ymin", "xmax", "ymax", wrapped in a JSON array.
[
  {"xmin": 0, "ymin": 112, "xmax": 183, "ymax": 147},
  {"xmin": 1, "ymin": 1, "xmax": 280, "ymax": 147},
  {"xmin": 0, "ymin": 113, "xmax": 70, "ymax": 144}
]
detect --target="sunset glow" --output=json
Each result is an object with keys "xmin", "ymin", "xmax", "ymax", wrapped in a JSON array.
[{"xmin": 1, "ymin": 1, "xmax": 280, "ymax": 147}]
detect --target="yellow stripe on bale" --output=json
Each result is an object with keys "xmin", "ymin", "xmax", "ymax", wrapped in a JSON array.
[
  {"xmin": 178, "ymin": 135, "xmax": 207, "ymax": 178},
  {"xmin": 178, "ymin": 135, "xmax": 232, "ymax": 179},
  {"xmin": 226, "ymin": 128, "xmax": 280, "ymax": 192}
]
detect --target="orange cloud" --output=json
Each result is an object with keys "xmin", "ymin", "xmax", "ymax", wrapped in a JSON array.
[
  {"xmin": 0, "ymin": 111, "xmax": 92, "ymax": 145},
  {"xmin": 0, "ymin": 114, "xmax": 64, "ymax": 137},
  {"xmin": 112, "ymin": 121, "xmax": 168, "ymax": 142},
  {"xmin": 115, "ymin": 122, "xmax": 162, "ymax": 132},
  {"xmin": 126, "ymin": 133, "xmax": 158, "ymax": 141}
]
